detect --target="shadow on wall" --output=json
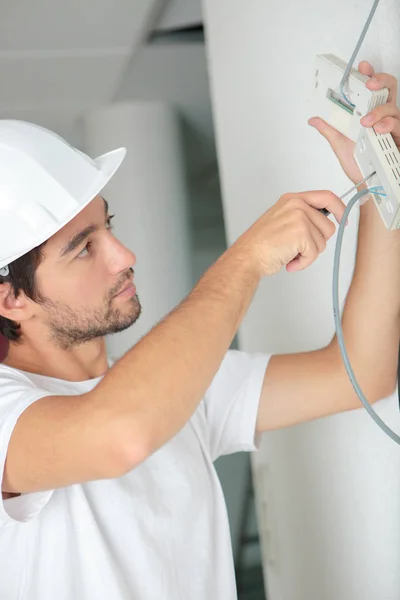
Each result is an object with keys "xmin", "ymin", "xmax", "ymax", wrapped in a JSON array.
[{"xmin": 0, "ymin": 335, "xmax": 8, "ymax": 362}]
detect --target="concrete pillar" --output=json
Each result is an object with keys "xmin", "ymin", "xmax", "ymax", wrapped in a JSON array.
[
  {"xmin": 83, "ymin": 102, "xmax": 193, "ymax": 358},
  {"xmin": 202, "ymin": 1, "xmax": 400, "ymax": 599}
]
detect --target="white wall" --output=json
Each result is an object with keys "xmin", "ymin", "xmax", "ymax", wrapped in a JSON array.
[
  {"xmin": 83, "ymin": 102, "xmax": 193, "ymax": 354},
  {"xmin": 116, "ymin": 42, "xmax": 216, "ymax": 180},
  {"xmin": 203, "ymin": 1, "xmax": 400, "ymax": 599}
]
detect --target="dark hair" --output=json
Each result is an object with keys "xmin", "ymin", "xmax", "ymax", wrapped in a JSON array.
[{"xmin": 0, "ymin": 244, "xmax": 46, "ymax": 342}]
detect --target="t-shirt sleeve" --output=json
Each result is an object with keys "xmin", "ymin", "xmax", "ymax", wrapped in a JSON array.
[
  {"xmin": 203, "ymin": 349, "xmax": 271, "ymax": 461},
  {"xmin": 0, "ymin": 373, "xmax": 54, "ymax": 526}
]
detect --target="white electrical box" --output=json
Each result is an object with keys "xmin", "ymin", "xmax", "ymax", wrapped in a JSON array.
[
  {"xmin": 313, "ymin": 53, "xmax": 400, "ymax": 230},
  {"xmin": 313, "ymin": 54, "xmax": 389, "ymax": 142},
  {"xmin": 355, "ymin": 127, "xmax": 400, "ymax": 229}
]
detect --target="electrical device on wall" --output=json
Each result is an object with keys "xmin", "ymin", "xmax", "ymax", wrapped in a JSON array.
[
  {"xmin": 314, "ymin": 53, "xmax": 389, "ymax": 142},
  {"xmin": 313, "ymin": 0, "xmax": 400, "ymax": 445},
  {"xmin": 314, "ymin": 53, "xmax": 400, "ymax": 230}
]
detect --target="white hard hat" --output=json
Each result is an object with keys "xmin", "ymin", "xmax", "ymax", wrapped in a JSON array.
[{"xmin": 0, "ymin": 120, "xmax": 126, "ymax": 274}]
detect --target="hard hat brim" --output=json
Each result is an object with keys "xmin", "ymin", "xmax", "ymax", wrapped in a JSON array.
[
  {"xmin": 0, "ymin": 146, "xmax": 126, "ymax": 270},
  {"xmin": 94, "ymin": 146, "xmax": 126, "ymax": 187}
]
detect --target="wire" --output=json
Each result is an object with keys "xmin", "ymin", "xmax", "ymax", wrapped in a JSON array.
[
  {"xmin": 368, "ymin": 186, "xmax": 386, "ymax": 195},
  {"xmin": 332, "ymin": 187, "xmax": 400, "ymax": 445},
  {"xmin": 340, "ymin": 172, "xmax": 377, "ymax": 200},
  {"xmin": 319, "ymin": 172, "xmax": 378, "ymax": 216},
  {"xmin": 339, "ymin": 0, "xmax": 381, "ymax": 107}
]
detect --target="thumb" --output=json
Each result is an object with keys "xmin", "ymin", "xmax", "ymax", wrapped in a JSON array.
[{"xmin": 308, "ymin": 116, "xmax": 347, "ymax": 153}]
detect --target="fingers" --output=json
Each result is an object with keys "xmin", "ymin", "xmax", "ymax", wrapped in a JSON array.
[
  {"xmin": 287, "ymin": 205, "xmax": 335, "ymax": 272},
  {"xmin": 304, "ymin": 204, "xmax": 336, "ymax": 242},
  {"xmin": 374, "ymin": 116, "xmax": 397, "ymax": 135},
  {"xmin": 282, "ymin": 196, "xmax": 338, "ymax": 273},
  {"xmin": 286, "ymin": 219, "xmax": 327, "ymax": 273},
  {"xmin": 365, "ymin": 71, "xmax": 398, "ymax": 104},
  {"xmin": 311, "ymin": 63, "xmax": 399, "ymax": 138},
  {"xmin": 358, "ymin": 61, "xmax": 375, "ymax": 77},
  {"xmin": 361, "ymin": 102, "xmax": 399, "ymax": 125},
  {"xmin": 308, "ymin": 116, "xmax": 346, "ymax": 145},
  {"xmin": 286, "ymin": 238, "xmax": 320, "ymax": 272},
  {"xmin": 296, "ymin": 190, "xmax": 346, "ymax": 225},
  {"xmin": 358, "ymin": 60, "xmax": 397, "ymax": 104},
  {"xmin": 360, "ymin": 101, "xmax": 400, "ymax": 138},
  {"xmin": 308, "ymin": 116, "xmax": 350, "ymax": 157}
]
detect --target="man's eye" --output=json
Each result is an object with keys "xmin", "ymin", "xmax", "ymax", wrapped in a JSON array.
[
  {"xmin": 77, "ymin": 242, "xmax": 91, "ymax": 258},
  {"xmin": 107, "ymin": 215, "xmax": 115, "ymax": 230}
]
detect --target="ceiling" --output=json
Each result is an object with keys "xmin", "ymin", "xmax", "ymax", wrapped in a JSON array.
[
  {"xmin": 0, "ymin": 0, "xmax": 220, "ymax": 233},
  {"xmin": 153, "ymin": 0, "xmax": 202, "ymax": 31},
  {"xmin": 0, "ymin": 0, "xmax": 216, "ymax": 178},
  {"xmin": 0, "ymin": 1, "xmax": 164, "ymax": 140}
]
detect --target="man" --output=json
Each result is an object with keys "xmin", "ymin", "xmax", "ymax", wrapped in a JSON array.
[{"xmin": 0, "ymin": 61, "xmax": 399, "ymax": 599}]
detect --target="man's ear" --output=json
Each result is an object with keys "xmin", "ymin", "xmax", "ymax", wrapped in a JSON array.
[{"xmin": 0, "ymin": 283, "xmax": 33, "ymax": 323}]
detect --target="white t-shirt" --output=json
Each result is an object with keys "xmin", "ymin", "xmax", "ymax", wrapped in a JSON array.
[{"xmin": 0, "ymin": 349, "xmax": 270, "ymax": 600}]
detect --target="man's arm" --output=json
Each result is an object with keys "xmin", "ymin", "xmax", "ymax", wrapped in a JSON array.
[
  {"xmin": 257, "ymin": 200, "xmax": 400, "ymax": 431},
  {"xmin": 2, "ymin": 190, "xmax": 345, "ymax": 495},
  {"xmin": 257, "ymin": 63, "xmax": 400, "ymax": 432}
]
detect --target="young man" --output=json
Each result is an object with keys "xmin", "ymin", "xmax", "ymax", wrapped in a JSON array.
[{"xmin": 0, "ymin": 62, "xmax": 399, "ymax": 599}]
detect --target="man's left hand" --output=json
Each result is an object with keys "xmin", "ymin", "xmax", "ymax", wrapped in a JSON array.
[{"xmin": 308, "ymin": 61, "xmax": 400, "ymax": 186}]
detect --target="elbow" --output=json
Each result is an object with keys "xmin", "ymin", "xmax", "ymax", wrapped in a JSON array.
[
  {"xmin": 328, "ymin": 343, "xmax": 397, "ymax": 408},
  {"xmin": 362, "ymin": 372, "xmax": 397, "ymax": 406},
  {"xmin": 101, "ymin": 417, "xmax": 152, "ymax": 479},
  {"xmin": 369, "ymin": 380, "xmax": 397, "ymax": 405}
]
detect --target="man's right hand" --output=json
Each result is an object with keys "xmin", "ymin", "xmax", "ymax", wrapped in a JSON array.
[
  {"xmin": 232, "ymin": 190, "xmax": 346, "ymax": 277},
  {"xmin": 1, "ymin": 189, "xmax": 346, "ymax": 496}
]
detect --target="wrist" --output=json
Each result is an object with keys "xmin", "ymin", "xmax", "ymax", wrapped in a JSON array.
[
  {"xmin": 221, "ymin": 246, "xmax": 262, "ymax": 286},
  {"xmin": 226, "ymin": 241, "xmax": 262, "ymax": 283},
  {"xmin": 355, "ymin": 181, "xmax": 373, "ymax": 209}
]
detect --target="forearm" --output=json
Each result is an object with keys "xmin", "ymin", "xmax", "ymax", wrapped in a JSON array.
[
  {"xmin": 3, "ymin": 249, "xmax": 261, "ymax": 494},
  {"xmin": 329, "ymin": 196, "xmax": 400, "ymax": 399},
  {"xmin": 91, "ymin": 248, "xmax": 259, "ymax": 458}
]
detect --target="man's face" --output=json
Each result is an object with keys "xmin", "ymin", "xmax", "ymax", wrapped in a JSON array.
[{"xmin": 32, "ymin": 195, "xmax": 141, "ymax": 349}]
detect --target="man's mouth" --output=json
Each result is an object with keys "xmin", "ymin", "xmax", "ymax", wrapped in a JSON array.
[{"xmin": 113, "ymin": 279, "xmax": 136, "ymax": 298}]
